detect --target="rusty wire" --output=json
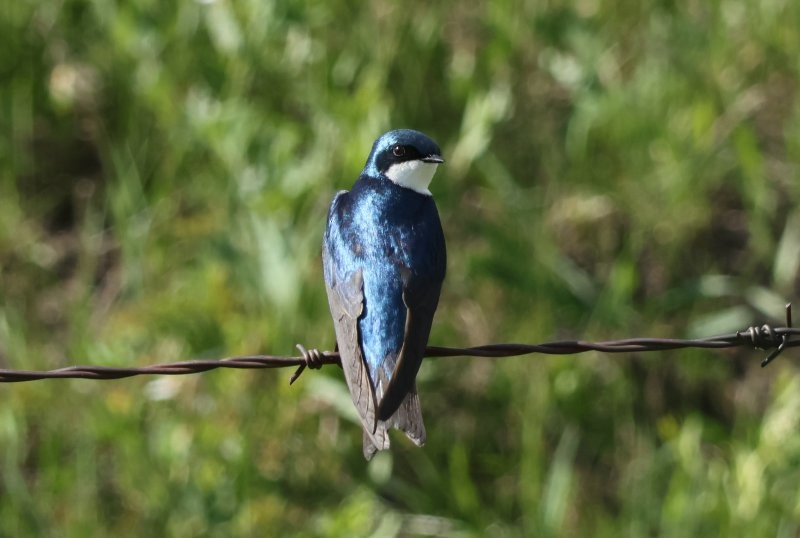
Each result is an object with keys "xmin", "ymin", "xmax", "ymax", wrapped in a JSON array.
[{"xmin": 0, "ymin": 305, "xmax": 796, "ymax": 384}]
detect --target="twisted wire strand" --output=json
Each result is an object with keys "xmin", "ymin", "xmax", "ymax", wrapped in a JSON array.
[{"xmin": 0, "ymin": 319, "xmax": 796, "ymax": 383}]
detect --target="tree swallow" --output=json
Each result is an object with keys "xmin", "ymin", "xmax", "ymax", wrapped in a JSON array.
[{"xmin": 323, "ymin": 129, "xmax": 446, "ymax": 459}]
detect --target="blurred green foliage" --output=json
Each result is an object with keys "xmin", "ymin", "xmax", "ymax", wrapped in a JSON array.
[{"xmin": 2, "ymin": 0, "xmax": 800, "ymax": 535}]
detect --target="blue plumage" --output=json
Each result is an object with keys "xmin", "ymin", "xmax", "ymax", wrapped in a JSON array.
[{"xmin": 322, "ymin": 129, "xmax": 446, "ymax": 459}]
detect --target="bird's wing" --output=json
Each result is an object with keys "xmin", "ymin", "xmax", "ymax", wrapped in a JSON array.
[
  {"xmin": 324, "ymin": 265, "xmax": 389, "ymax": 452},
  {"xmin": 376, "ymin": 271, "xmax": 442, "ymax": 422}
]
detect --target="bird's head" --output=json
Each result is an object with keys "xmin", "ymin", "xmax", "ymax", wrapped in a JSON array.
[{"xmin": 363, "ymin": 129, "xmax": 444, "ymax": 195}]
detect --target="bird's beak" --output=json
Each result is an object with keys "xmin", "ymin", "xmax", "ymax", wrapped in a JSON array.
[{"xmin": 422, "ymin": 154, "xmax": 445, "ymax": 164}]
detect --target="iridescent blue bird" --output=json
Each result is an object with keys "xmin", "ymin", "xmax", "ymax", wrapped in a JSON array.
[{"xmin": 323, "ymin": 129, "xmax": 446, "ymax": 459}]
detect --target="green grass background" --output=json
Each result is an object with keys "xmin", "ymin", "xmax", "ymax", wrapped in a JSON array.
[{"xmin": 2, "ymin": 0, "xmax": 800, "ymax": 535}]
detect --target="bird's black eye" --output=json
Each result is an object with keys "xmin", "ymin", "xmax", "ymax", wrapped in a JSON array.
[{"xmin": 392, "ymin": 145, "xmax": 405, "ymax": 157}]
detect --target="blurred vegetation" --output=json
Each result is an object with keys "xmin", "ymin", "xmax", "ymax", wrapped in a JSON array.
[{"xmin": 1, "ymin": 0, "xmax": 800, "ymax": 535}]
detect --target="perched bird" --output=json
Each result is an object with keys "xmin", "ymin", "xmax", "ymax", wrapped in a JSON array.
[{"xmin": 323, "ymin": 129, "xmax": 447, "ymax": 459}]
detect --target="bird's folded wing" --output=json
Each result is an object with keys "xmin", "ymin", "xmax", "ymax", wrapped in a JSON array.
[
  {"xmin": 325, "ymin": 268, "xmax": 388, "ymax": 451},
  {"xmin": 376, "ymin": 274, "xmax": 442, "ymax": 421}
]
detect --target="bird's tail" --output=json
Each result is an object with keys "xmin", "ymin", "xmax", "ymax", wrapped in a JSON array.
[{"xmin": 363, "ymin": 387, "xmax": 426, "ymax": 460}]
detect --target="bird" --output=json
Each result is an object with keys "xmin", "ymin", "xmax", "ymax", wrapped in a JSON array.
[{"xmin": 322, "ymin": 129, "xmax": 447, "ymax": 459}]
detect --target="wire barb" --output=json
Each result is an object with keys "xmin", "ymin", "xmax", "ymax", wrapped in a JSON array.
[
  {"xmin": 290, "ymin": 344, "xmax": 325, "ymax": 385},
  {"xmin": 759, "ymin": 303, "xmax": 793, "ymax": 367},
  {"xmin": 738, "ymin": 324, "xmax": 779, "ymax": 349}
]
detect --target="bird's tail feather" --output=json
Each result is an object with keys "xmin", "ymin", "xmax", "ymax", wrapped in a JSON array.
[
  {"xmin": 391, "ymin": 387, "xmax": 426, "ymax": 446},
  {"xmin": 363, "ymin": 422, "xmax": 389, "ymax": 460},
  {"xmin": 362, "ymin": 388, "xmax": 426, "ymax": 459}
]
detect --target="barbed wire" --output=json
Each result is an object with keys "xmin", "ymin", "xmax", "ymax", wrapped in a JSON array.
[{"xmin": 0, "ymin": 304, "xmax": 795, "ymax": 384}]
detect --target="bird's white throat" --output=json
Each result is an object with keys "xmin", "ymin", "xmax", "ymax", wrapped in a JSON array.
[{"xmin": 385, "ymin": 160, "xmax": 438, "ymax": 195}]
